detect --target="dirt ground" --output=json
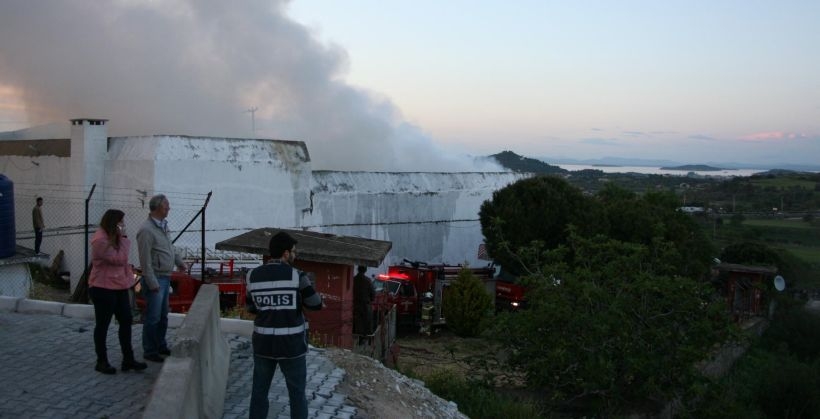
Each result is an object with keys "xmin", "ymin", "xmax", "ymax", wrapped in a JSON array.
[
  {"xmin": 324, "ymin": 344, "xmax": 468, "ymax": 419},
  {"xmin": 323, "ymin": 328, "xmax": 526, "ymax": 418},
  {"xmin": 28, "ymin": 279, "xmax": 72, "ymax": 303}
]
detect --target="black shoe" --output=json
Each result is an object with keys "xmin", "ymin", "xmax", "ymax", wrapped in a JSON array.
[
  {"xmin": 144, "ymin": 354, "xmax": 164, "ymax": 363},
  {"xmin": 122, "ymin": 359, "xmax": 148, "ymax": 371},
  {"xmin": 159, "ymin": 348, "xmax": 171, "ymax": 356},
  {"xmin": 95, "ymin": 361, "xmax": 116, "ymax": 375}
]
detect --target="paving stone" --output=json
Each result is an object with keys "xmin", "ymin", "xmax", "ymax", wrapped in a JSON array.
[{"xmin": 0, "ymin": 310, "xmax": 359, "ymax": 419}]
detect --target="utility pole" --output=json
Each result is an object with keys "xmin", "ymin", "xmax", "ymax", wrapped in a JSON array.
[{"xmin": 245, "ymin": 107, "xmax": 258, "ymax": 136}]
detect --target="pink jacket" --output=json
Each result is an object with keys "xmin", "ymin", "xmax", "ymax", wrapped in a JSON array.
[{"xmin": 88, "ymin": 228, "xmax": 133, "ymax": 290}]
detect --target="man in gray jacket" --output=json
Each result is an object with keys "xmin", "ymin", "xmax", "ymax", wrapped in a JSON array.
[{"xmin": 137, "ymin": 194, "xmax": 186, "ymax": 363}]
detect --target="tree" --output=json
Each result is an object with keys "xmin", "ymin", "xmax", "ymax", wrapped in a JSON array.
[
  {"xmin": 720, "ymin": 241, "xmax": 780, "ymax": 267},
  {"xmin": 443, "ymin": 267, "xmax": 493, "ymax": 337},
  {"xmin": 479, "ymin": 176, "xmax": 601, "ymax": 275},
  {"xmin": 490, "ymin": 233, "xmax": 729, "ymax": 414},
  {"xmin": 595, "ymin": 185, "xmax": 717, "ymax": 277},
  {"xmin": 719, "ymin": 241, "xmax": 811, "ymax": 289},
  {"xmin": 478, "ymin": 175, "xmax": 732, "ymax": 414}
]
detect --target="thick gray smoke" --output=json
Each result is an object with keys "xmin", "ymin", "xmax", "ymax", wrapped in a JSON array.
[{"xmin": 0, "ymin": 0, "xmax": 503, "ymax": 172}]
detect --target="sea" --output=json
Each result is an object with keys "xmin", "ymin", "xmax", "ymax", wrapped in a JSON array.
[{"xmin": 555, "ymin": 164, "xmax": 766, "ymax": 178}]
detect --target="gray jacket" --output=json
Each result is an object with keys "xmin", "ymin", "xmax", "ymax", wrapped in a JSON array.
[{"xmin": 136, "ymin": 217, "xmax": 184, "ymax": 290}]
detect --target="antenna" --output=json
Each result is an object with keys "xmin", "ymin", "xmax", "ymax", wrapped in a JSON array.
[{"xmin": 244, "ymin": 107, "xmax": 258, "ymax": 136}]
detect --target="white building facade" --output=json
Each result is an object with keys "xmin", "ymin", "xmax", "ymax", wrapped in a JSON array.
[{"xmin": 1, "ymin": 119, "xmax": 527, "ymax": 292}]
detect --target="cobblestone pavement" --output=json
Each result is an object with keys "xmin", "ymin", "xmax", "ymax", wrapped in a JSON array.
[{"xmin": 0, "ymin": 311, "xmax": 357, "ymax": 419}]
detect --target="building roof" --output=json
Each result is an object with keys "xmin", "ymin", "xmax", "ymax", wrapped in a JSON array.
[
  {"xmin": 715, "ymin": 262, "xmax": 777, "ymax": 276},
  {"xmin": 215, "ymin": 228, "xmax": 392, "ymax": 267},
  {"xmin": 0, "ymin": 139, "xmax": 70, "ymax": 157}
]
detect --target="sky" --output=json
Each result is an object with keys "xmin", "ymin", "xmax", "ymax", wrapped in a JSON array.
[{"xmin": 1, "ymin": 1, "xmax": 819, "ymax": 169}]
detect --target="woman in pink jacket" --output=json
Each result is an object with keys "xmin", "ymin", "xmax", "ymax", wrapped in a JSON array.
[{"xmin": 89, "ymin": 209, "xmax": 147, "ymax": 374}]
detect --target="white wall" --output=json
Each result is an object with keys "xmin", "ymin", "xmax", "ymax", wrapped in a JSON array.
[
  {"xmin": 8, "ymin": 127, "xmax": 527, "ymax": 290},
  {"xmin": 306, "ymin": 171, "xmax": 528, "ymax": 269}
]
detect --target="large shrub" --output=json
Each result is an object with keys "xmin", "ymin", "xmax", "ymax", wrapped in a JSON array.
[
  {"xmin": 443, "ymin": 267, "xmax": 493, "ymax": 337},
  {"xmin": 490, "ymin": 233, "xmax": 729, "ymax": 414}
]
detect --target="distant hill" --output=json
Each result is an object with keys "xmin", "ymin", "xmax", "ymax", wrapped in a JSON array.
[
  {"xmin": 659, "ymin": 164, "xmax": 725, "ymax": 171},
  {"xmin": 490, "ymin": 150, "xmax": 567, "ymax": 174}
]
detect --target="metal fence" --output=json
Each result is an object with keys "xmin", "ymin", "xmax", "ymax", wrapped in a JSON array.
[
  {"xmin": 13, "ymin": 181, "xmax": 212, "ymax": 286},
  {"xmin": 352, "ymin": 305, "xmax": 397, "ymax": 364}
]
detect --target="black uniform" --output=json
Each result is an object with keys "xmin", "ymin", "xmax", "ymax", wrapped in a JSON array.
[{"xmin": 245, "ymin": 261, "xmax": 322, "ymax": 359}]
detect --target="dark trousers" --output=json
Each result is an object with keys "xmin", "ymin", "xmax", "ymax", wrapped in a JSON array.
[
  {"xmin": 34, "ymin": 228, "xmax": 43, "ymax": 253},
  {"xmin": 89, "ymin": 287, "xmax": 135, "ymax": 363},
  {"xmin": 250, "ymin": 354, "xmax": 308, "ymax": 419}
]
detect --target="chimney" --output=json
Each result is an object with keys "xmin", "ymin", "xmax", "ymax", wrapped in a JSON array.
[{"xmin": 69, "ymin": 118, "xmax": 109, "ymax": 189}]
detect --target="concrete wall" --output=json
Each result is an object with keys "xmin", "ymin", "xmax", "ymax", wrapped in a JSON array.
[{"xmin": 143, "ymin": 284, "xmax": 230, "ymax": 419}]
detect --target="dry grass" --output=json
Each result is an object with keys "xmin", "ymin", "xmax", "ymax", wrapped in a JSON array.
[{"xmin": 395, "ymin": 329, "xmax": 526, "ymax": 388}]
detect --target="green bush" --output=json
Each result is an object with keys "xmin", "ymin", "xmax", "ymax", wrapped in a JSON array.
[
  {"xmin": 761, "ymin": 299, "xmax": 820, "ymax": 362},
  {"xmin": 688, "ymin": 301, "xmax": 820, "ymax": 418},
  {"xmin": 753, "ymin": 355, "xmax": 820, "ymax": 418},
  {"xmin": 443, "ymin": 267, "xmax": 493, "ymax": 337}
]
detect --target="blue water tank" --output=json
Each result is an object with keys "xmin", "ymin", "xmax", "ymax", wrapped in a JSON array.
[{"xmin": 0, "ymin": 174, "xmax": 15, "ymax": 258}]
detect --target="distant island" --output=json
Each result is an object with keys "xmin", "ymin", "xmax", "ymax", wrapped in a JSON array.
[{"xmin": 659, "ymin": 164, "xmax": 728, "ymax": 171}]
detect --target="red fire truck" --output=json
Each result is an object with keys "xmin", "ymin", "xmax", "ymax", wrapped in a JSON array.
[
  {"xmin": 494, "ymin": 269, "xmax": 528, "ymax": 311},
  {"xmin": 134, "ymin": 260, "xmax": 248, "ymax": 313},
  {"xmin": 372, "ymin": 260, "xmax": 525, "ymax": 327}
]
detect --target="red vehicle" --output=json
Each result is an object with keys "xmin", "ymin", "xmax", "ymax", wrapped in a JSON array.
[
  {"xmin": 134, "ymin": 260, "xmax": 248, "ymax": 313},
  {"xmin": 373, "ymin": 260, "xmax": 498, "ymax": 327},
  {"xmin": 494, "ymin": 278, "xmax": 527, "ymax": 311}
]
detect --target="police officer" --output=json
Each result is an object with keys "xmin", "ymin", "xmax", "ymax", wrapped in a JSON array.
[{"xmin": 246, "ymin": 231, "xmax": 322, "ymax": 419}]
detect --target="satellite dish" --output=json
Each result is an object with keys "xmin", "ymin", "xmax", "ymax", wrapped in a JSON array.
[{"xmin": 774, "ymin": 275, "xmax": 786, "ymax": 292}]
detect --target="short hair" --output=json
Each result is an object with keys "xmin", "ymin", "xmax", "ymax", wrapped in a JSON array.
[
  {"xmin": 357, "ymin": 265, "xmax": 367, "ymax": 273},
  {"xmin": 269, "ymin": 231, "xmax": 297, "ymax": 258},
  {"xmin": 148, "ymin": 194, "xmax": 167, "ymax": 211},
  {"xmin": 36, "ymin": 197, "xmax": 43, "ymax": 203}
]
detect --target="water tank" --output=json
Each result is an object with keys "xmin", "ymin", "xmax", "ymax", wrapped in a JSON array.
[{"xmin": 0, "ymin": 174, "xmax": 15, "ymax": 258}]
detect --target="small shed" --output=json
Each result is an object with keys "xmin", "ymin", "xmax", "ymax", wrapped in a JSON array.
[
  {"xmin": 715, "ymin": 262, "xmax": 777, "ymax": 322},
  {"xmin": 215, "ymin": 228, "xmax": 392, "ymax": 349}
]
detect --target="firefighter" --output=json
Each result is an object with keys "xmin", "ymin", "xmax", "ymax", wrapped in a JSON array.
[{"xmin": 419, "ymin": 291, "xmax": 434, "ymax": 336}]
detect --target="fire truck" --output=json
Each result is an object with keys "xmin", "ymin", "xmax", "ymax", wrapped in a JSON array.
[
  {"xmin": 134, "ymin": 260, "xmax": 249, "ymax": 313},
  {"xmin": 494, "ymin": 268, "xmax": 528, "ymax": 311},
  {"xmin": 372, "ymin": 260, "xmax": 526, "ymax": 327}
]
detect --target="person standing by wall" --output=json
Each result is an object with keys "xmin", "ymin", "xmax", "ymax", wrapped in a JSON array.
[
  {"xmin": 353, "ymin": 265, "xmax": 374, "ymax": 338},
  {"xmin": 136, "ymin": 194, "xmax": 186, "ymax": 363},
  {"xmin": 89, "ymin": 209, "xmax": 147, "ymax": 374},
  {"xmin": 246, "ymin": 232, "xmax": 323, "ymax": 419},
  {"xmin": 32, "ymin": 197, "xmax": 44, "ymax": 254}
]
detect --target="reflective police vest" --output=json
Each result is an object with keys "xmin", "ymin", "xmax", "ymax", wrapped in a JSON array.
[{"xmin": 247, "ymin": 261, "xmax": 308, "ymax": 359}]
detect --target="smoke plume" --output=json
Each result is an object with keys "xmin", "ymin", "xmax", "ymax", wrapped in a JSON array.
[{"xmin": 0, "ymin": 0, "xmax": 502, "ymax": 172}]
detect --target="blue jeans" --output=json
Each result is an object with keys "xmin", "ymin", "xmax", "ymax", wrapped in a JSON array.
[
  {"xmin": 249, "ymin": 354, "xmax": 307, "ymax": 419},
  {"xmin": 141, "ymin": 275, "xmax": 170, "ymax": 356}
]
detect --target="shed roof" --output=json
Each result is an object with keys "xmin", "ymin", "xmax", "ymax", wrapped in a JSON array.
[
  {"xmin": 715, "ymin": 262, "xmax": 777, "ymax": 276},
  {"xmin": 215, "ymin": 228, "xmax": 392, "ymax": 267}
]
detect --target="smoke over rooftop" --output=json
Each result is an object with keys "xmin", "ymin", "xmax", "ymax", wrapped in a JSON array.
[{"xmin": 0, "ymin": 0, "xmax": 503, "ymax": 172}]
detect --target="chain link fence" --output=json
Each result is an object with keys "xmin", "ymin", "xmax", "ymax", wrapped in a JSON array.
[{"xmin": 13, "ymin": 181, "xmax": 211, "ymax": 292}]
